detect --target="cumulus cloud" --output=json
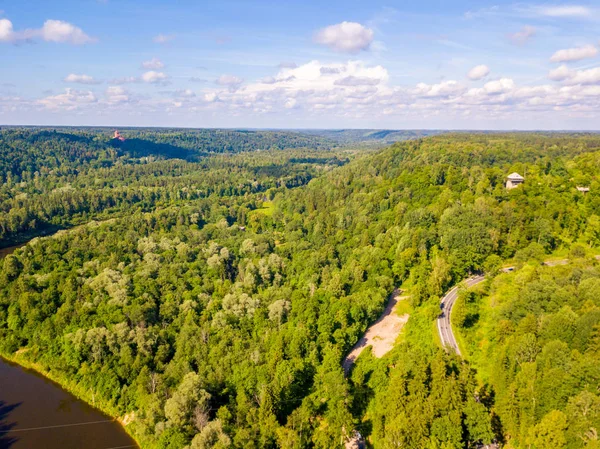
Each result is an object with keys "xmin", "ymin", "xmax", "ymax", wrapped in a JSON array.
[
  {"xmin": 568, "ymin": 67, "xmax": 600, "ymax": 85},
  {"xmin": 105, "ymin": 86, "xmax": 130, "ymax": 104},
  {"xmin": 334, "ymin": 76, "xmax": 381, "ymax": 86},
  {"xmin": 18, "ymin": 54, "xmax": 600, "ymax": 124},
  {"xmin": 142, "ymin": 57, "xmax": 165, "ymax": 70},
  {"xmin": 200, "ymin": 60, "xmax": 391, "ymax": 114},
  {"xmin": 413, "ymin": 80, "xmax": 465, "ymax": 97},
  {"xmin": 204, "ymin": 92, "xmax": 218, "ymax": 102},
  {"xmin": 38, "ymin": 88, "xmax": 97, "ymax": 110},
  {"xmin": 314, "ymin": 22, "xmax": 374, "ymax": 54},
  {"xmin": 41, "ymin": 20, "xmax": 96, "ymax": 44},
  {"xmin": 548, "ymin": 65, "xmax": 571, "ymax": 81},
  {"xmin": 508, "ymin": 26, "xmax": 536, "ymax": 46},
  {"xmin": 141, "ymin": 71, "xmax": 169, "ymax": 84},
  {"xmin": 64, "ymin": 74, "xmax": 101, "ymax": 85},
  {"xmin": 0, "ymin": 18, "xmax": 14, "ymax": 42},
  {"xmin": 153, "ymin": 33, "xmax": 173, "ymax": 44},
  {"xmin": 551, "ymin": 65, "xmax": 600, "ymax": 85},
  {"xmin": 467, "ymin": 65, "xmax": 490, "ymax": 80},
  {"xmin": 482, "ymin": 78, "xmax": 515, "ymax": 94},
  {"xmin": 0, "ymin": 18, "xmax": 96, "ymax": 44},
  {"xmin": 550, "ymin": 45, "xmax": 598, "ymax": 63}
]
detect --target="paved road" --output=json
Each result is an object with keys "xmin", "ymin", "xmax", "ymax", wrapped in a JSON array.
[{"xmin": 437, "ymin": 275, "xmax": 486, "ymax": 355}]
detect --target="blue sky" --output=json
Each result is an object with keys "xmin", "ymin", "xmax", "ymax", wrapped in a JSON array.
[{"xmin": 1, "ymin": 0, "xmax": 600, "ymax": 129}]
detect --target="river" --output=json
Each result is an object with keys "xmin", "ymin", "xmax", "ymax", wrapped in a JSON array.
[
  {"xmin": 0, "ymin": 357, "xmax": 138, "ymax": 449},
  {"xmin": 0, "ymin": 238, "xmax": 138, "ymax": 449},
  {"xmin": 0, "ymin": 244, "xmax": 24, "ymax": 260}
]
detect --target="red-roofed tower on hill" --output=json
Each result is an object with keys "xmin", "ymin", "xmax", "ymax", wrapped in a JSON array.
[{"xmin": 113, "ymin": 130, "xmax": 126, "ymax": 142}]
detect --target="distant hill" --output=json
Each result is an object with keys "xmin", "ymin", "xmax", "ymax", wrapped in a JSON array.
[
  {"xmin": 295, "ymin": 129, "xmax": 444, "ymax": 145},
  {"xmin": 0, "ymin": 127, "xmax": 337, "ymax": 181}
]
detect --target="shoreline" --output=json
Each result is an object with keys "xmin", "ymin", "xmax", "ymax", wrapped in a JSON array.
[{"xmin": 0, "ymin": 350, "xmax": 142, "ymax": 449}]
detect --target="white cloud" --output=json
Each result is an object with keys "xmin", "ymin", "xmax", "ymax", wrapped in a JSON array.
[
  {"xmin": 548, "ymin": 65, "xmax": 572, "ymax": 81},
  {"xmin": 41, "ymin": 20, "xmax": 96, "ymax": 44},
  {"xmin": 550, "ymin": 45, "xmax": 598, "ymax": 63},
  {"xmin": 413, "ymin": 80, "xmax": 465, "ymax": 97},
  {"xmin": 314, "ymin": 22, "xmax": 374, "ymax": 54},
  {"xmin": 105, "ymin": 86, "xmax": 129, "ymax": 104},
  {"xmin": 142, "ymin": 57, "xmax": 165, "ymax": 70},
  {"xmin": 0, "ymin": 18, "xmax": 95, "ymax": 44},
  {"xmin": 537, "ymin": 5, "xmax": 591, "ymax": 17},
  {"xmin": 467, "ymin": 65, "xmax": 490, "ymax": 80},
  {"xmin": 153, "ymin": 33, "xmax": 173, "ymax": 44},
  {"xmin": 547, "ymin": 65, "xmax": 600, "ymax": 85},
  {"xmin": 568, "ymin": 67, "xmax": 600, "ymax": 85},
  {"xmin": 38, "ymin": 88, "xmax": 97, "ymax": 110},
  {"xmin": 141, "ymin": 71, "xmax": 169, "ymax": 84},
  {"xmin": 334, "ymin": 76, "xmax": 381, "ymax": 86},
  {"xmin": 64, "ymin": 74, "xmax": 101, "ymax": 85},
  {"xmin": 508, "ymin": 26, "xmax": 536, "ymax": 45},
  {"xmin": 15, "ymin": 54, "xmax": 600, "ymax": 125},
  {"xmin": 482, "ymin": 78, "xmax": 515, "ymax": 94},
  {"xmin": 204, "ymin": 92, "xmax": 218, "ymax": 102},
  {"xmin": 0, "ymin": 18, "xmax": 14, "ymax": 42}
]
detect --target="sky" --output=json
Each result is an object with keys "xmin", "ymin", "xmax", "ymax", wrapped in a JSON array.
[{"xmin": 1, "ymin": 1, "xmax": 600, "ymax": 129}]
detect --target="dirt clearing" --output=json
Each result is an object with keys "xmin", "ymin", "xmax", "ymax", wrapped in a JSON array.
[{"xmin": 343, "ymin": 289, "xmax": 409, "ymax": 374}]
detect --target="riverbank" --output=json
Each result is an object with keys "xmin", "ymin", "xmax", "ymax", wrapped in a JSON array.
[{"xmin": 0, "ymin": 350, "xmax": 142, "ymax": 449}]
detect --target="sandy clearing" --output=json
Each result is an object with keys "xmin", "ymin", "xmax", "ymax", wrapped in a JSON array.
[{"xmin": 343, "ymin": 288, "xmax": 409, "ymax": 374}]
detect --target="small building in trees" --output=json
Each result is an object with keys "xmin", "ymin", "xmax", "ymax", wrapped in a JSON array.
[
  {"xmin": 113, "ymin": 130, "xmax": 126, "ymax": 142},
  {"xmin": 577, "ymin": 186, "xmax": 590, "ymax": 193},
  {"xmin": 506, "ymin": 172, "xmax": 524, "ymax": 190}
]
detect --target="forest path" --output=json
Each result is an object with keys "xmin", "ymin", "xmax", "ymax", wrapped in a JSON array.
[{"xmin": 343, "ymin": 289, "xmax": 409, "ymax": 375}]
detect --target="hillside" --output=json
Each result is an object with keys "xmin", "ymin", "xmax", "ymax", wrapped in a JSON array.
[
  {"xmin": 297, "ymin": 129, "xmax": 443, "ymax": 145},
  {"xmin": 1, "ymin": 132, "xmax": 600, "ymax": 448}
]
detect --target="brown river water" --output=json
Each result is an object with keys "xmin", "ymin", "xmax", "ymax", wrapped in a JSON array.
[
  {"xmin": 0, "ymin": 245, "xmax": 24, "ymax": 260},
  {"xmin": 0, "ymin": 242, "xmax": 138, "ymax": 449},
  {"xmin": 0, "ymin": 357, "xmax": 138, "ymax": 449}
]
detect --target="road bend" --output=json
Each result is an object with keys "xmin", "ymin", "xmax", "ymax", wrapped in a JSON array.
[{"xmin": 437, "ymin": 275, "xmax": 486, "ymax": 355}]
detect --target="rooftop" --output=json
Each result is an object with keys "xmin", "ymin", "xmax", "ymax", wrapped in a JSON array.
[{"xmin": 507, "ymin": 172, "xmax": 524, "ymax": 180}]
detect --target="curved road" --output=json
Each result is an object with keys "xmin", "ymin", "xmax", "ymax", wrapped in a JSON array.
[
  {"xmin": 437, "ymin": 258, "xmax": 586, "ymax": 354},
  {"xmin": 437, "ymin": 275, "xmax": 486, "ymax": 355}
]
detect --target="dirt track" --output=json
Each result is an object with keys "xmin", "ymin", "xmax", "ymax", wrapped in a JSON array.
[{"xmin": 343, "ymin": 289, "xmax": 409, "ymax": 374}]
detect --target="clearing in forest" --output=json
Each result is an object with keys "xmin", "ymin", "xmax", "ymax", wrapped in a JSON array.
[{"xmin": 342, "ymin": 289, "xmax": 409, "ymax": 374}]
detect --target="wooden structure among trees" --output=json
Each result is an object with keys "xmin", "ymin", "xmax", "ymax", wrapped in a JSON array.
[{"xmin": 506, "ymin": 172, "xmax": 524, "ymax": 189}]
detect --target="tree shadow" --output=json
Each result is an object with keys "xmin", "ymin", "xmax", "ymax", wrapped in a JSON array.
[
  {"xmin": 463, "ymin": 313, "xmax": 480, "ymax": 329},
  {"xmin": 111, "ymin": 138, "xmax": 191, "ymax": 160},
  {"xmin": 30, "ymin": 130, "xmax": 95, "ymax": 145},
  {"xmin": 0, "ymin": 400, "xmax": 20, "ymax": 449}
]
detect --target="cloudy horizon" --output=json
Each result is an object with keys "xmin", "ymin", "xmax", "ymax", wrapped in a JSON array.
[{"xmin": 2, "ymin": 1, "xmax": 600, "ymax": 130}]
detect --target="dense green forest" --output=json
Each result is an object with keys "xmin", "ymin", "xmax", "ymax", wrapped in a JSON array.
[
  {"xmin": 452, "ymin": 261, "xmax": 600, "ymax": 449},
  {"xmin": 1, "ymin": 130, "xmax": 599, "ymax": 448},
  {"xmin": 0, "ymin": 128, "xmax": 342, "ymax": 246}
]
